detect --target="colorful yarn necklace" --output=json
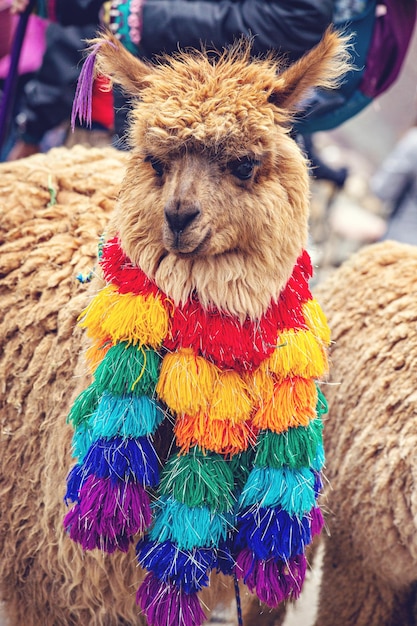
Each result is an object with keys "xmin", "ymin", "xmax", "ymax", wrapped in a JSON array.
[{"xmin": 64, "ymin": 235, "xmax": 330, "ymax": 626}]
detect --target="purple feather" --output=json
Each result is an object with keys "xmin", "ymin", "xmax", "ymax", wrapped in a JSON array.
[
  {"xmin": 137, "ymin": 572, "xmax": 206, "ymax": 626},
  {"xmin": 71, "ymin": 40, "xmax": 116, "ymax": 131}
]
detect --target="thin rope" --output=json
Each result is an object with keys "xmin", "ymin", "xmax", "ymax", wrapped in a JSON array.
[{"xmin": 234, "ymin": 572, "xmax": 244, "ymax": 626}]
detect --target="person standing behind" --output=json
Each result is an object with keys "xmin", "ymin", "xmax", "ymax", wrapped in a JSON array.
[{"xmin": 370, "ymin": 122, "xmax": 417, "ymax": 246}]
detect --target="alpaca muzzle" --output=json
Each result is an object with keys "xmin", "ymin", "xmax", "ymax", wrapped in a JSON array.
[
  {"xmin": 164, "ymin": 202, "xmax": 200, "ymax": 236},
  {"xmin": 163, "ymin": 200, "xmax": 206, "ymax": 254}
]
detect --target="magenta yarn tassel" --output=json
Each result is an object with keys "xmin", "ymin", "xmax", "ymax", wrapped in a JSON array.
[
  {"xmin": 137, "ymin": 572, "xmax": 206, "ymax": 626},
  {"xmin": 71, "ymin": 40, "xmax": 116, "ymax": 130},
  {"xmin": 235, "ymin": 549, "xmax": 307, "ymax": 607},
  {"xmin": 311, "ymin": 506, "xmax": 325, "ymax": 537},
  {"xmin": 64, "ymin": 475, "xmax": 152, "ymax": 552}
]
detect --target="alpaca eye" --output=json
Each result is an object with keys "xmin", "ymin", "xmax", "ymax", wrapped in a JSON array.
[
  {"xmin": 145, "ymin": 155, "xmax": 164, "ymax": 177},
  {"xmin": 230, "ymin": 158, "xmax": 259, "ymax": 181}
]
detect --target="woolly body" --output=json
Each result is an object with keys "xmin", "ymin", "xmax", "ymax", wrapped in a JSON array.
[{"xmin": 312, "ymin": 241, "xmax": 417, "ymax": 626}]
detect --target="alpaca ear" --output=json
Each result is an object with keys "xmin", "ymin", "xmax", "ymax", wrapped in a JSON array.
[
  {"xmin": 90, "ymin": 31, "xmax": 153, "ymax": 96},
  {"xmin": 269, "ymin": 28, "xmax": 351, "ymax": 111}
]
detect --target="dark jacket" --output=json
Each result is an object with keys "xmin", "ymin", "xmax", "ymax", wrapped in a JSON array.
[
  {"xmin": 104, "ymin": 0, "xmax": 334, "ymax": 143},
  {"xmin": 138, "ymin": 0, "xmax": 333, "ymax": 61},
  {"xmin": 16, "ymin": 22, "xmax": 97, "ymax": 144},
  {"xmin": 55, "ymin": 0, "xmax": 333, "ymax": 60}
]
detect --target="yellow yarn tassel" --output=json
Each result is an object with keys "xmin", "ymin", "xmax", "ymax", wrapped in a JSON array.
[
  {"xmin": 78, "ymin": 284, "xmax": 117, "ymax": 342},
  {"xmin": 208, "ymin": 371, "xmax": 253, "ymax": 423},
  {"xmin": 175, "ymin": 412, "xmax": 253, "ymax": 455},
  {"xmin": 244, "ymin": 366, "xmax": 275, "ymax": 410},
  {"xmin": 156, "ymin": 348, "xmax": 218, "ymax": 415},
  {"xmin": 101, "ymin": 291, "xmax": 169, "ymax": 347},
  {"xmin": 252, "ymin": 376, "xmax": 318, "ymax": 433},
  {"xmin": 267, "ymin": 328, "xmax": 328, "ymax": 378},
  {"xmin": 78, "ymin": 285, "xmax": 169, "ymax": 348},
  {"xmin": 302, "ymin": 298, "xmax": 331, "ymax": 346}
]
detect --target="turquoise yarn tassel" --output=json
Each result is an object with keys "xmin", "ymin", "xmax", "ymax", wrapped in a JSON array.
[
  {"xmin": 239, "ymin": 466, "xmax": 317, "ymax": 518},
  {"xmin": 149, "ymin": 496, "xmax": 232, "ymax": 551}
]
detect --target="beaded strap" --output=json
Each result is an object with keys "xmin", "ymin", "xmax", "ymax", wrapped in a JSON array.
[{"xmin": 105, "ymin": 0, "xmax": 144, "ymax": 55}]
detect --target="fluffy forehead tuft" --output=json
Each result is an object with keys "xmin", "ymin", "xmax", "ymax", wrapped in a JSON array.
[{"xmin": 129, "ymin": 44, "xmax": 287, "ymax": 155}]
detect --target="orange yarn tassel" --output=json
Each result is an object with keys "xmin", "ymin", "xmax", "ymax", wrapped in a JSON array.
[
  {"xmin": 252, "ymin": 377, "xmax": 318, "ymax": 433},
  {"xmin": 175, "ymin": 412, "xmax": 256, "ymax": 456},
  {"xmin": 85, "ymin": 338, "xmax": 112, "ymax": 372}
]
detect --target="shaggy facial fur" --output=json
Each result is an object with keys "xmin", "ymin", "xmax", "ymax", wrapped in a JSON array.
[
  {"xmin": 313, "ymin": 241, "xmax": 417, "ymax": 626},
  {"xmin": 93, "ymin": 29, "xmax": 350, "ymax": 319}
]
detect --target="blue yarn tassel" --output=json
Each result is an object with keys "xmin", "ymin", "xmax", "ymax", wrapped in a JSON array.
[
  {"xmin": 235, "ymin": 505, "xmax": 312, "ymax": 561},
  {"xmin": 81, "ymin": 436, "xmax": 160, "ymax": 487},
  {"xmin": 137, "ymin": 538, "xmax": 216, "ymax": 593},
  {"xmin": 215, "ymin": 540, "xmax": 236, "ymax": 577},
  {"xmin": 149, "ymin": 496, "xmax": 232, "ymax": 551},
  {"xmin": 64, "ymin": 465, "xmax": 84, "ymax": 504}
]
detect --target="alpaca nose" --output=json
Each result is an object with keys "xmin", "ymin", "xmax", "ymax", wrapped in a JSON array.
[{"xmin": 164, "ymin": 203, "xmax": 200, "ymax": 235}]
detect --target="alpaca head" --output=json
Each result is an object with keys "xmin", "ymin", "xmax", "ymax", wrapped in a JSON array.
[{"xmin": 93, "ymin": 30, "xmax": 349, "ymax": 319}]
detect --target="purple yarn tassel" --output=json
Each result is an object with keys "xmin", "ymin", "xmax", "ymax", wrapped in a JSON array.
[
  {"xmin": 311, "ymin": 506, "xmax": 325, "ymax": 537},
  {"xmin": 137, "ymin": 572, "xmax": 206, "ymax": 626},
  {"xmin": 235, "ymin": 549, "xmax": 307, "ymax": 607},
  {"xmin": 64, "ymin": 475, "xmax": 152, "ymax": 552},
  {"xmin": 71, "ymin": 40, "xmax": 116, "ymax": 131}
]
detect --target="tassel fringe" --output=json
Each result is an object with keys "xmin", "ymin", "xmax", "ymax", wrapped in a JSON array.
[
  {"xmin": 137, "ymin": 572, "xmax": 206, "ymax": 626},
  {"xmin": 63, "ymin": 236, "xmax": 330, "ymax": 617},
  {"xmin": 159, "ymin": 448, "xmax": 235, "ymax": 512}
]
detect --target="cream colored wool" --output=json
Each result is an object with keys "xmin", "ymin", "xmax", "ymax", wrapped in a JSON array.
[
  {"xmin": 0, "ymin": 146, "xmax": 148, "ymax": 626},
  {"xmin": 313, "ymin": 241, "xmax": 417, "ymax": 626}
]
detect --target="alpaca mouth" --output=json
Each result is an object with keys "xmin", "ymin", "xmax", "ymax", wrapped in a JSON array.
[{"xmin": 166, "ymin": 227, "xmax": 212, "ymax": 257}]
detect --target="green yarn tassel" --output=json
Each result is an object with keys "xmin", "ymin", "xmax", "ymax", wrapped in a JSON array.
[
  {"xmin": 159, "ymin": 448, "xmax": 235, "ymax": 513},
  {"xmin": 228, "ymin": 448, "xmax": 256, "ymax": 491},
  {"xmin": 94, "ymin": 342, "xmax": 161, "ymax": 396},
  {"xmin": 316, "ymin": 385, "xmax": 328, "ymax": 417},
  {"xmin": 67, "ymin": 383, "xmax": 100, "ymax": 427},
  {"xmin": 255, "ymin": 418, "xmax": 323, "ymax": 470}
]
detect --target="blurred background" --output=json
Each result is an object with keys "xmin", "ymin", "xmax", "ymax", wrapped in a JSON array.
[{"xmin": 307, "ymin": 26, "xmax": 417, "ymax": 282}]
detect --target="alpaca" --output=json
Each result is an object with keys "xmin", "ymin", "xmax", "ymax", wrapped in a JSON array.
[
  {"xmin": 0, "ymin": 30, "xmax": 349, "ymax": 626},
  {"xmin": 313, "ymin": 240, "xmax": 417, "ymax": 626}
]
